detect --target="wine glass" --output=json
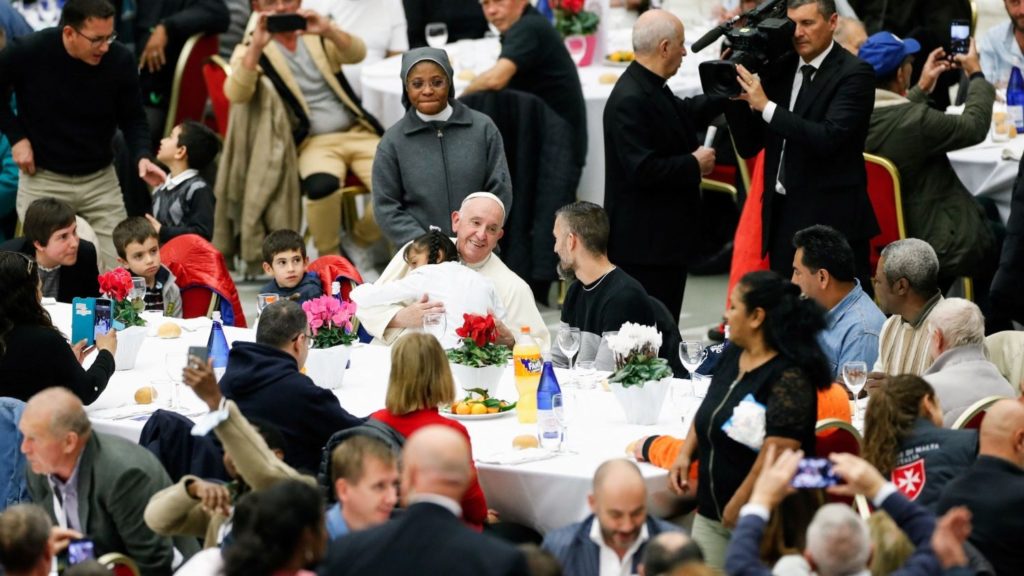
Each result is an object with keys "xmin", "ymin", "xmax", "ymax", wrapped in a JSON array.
[
  {"xmin": 564, "ymin": 34, "xmax": 587, "ymax": 66},
  {"xmin": 842, "ymin": 361, "xmax": 868, "ymax": 421},
  {"xmin": 164, "ymin": 353, "xmax": 185, "ymax": 409},
  {"xmin": 423, "ymin": 312, "xmax": 446, "ymax": 343},
  {"xmin": 557, "ymin": 326, "xmax": 581, "ymax": 383},
  {"xmin": 678, "ymin": 341, "xmax": 707, "ymax": 377},
  {"xmin": 425, "ymin": 22, "xmax": 448, "ymax": 48}
]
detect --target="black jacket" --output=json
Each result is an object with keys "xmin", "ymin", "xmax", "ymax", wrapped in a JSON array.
[
  {"xmin": 937, "ymin": 455, "xmax": 1024, "ymax": 576},
  {"xmin": 218, "ymin": 341, "xmax": 363, "ymax": 472},
  {"xmin": 726, "ymin": 45, "xmax": 879, "ymax": 251},
  {"xmin": 0, "ymin": 324, "xmax": 114, "ymax": 405},
  {"xmin": 318, "ymin": 501, "xmax": 528, "ymax": 576},
  {"xmin": 0, "ymin": 237, "xmax": 100, "ymax": 303},
  {"xmin": 990, "ymin": 154, "xmax": 1024, "ymax": 324},
  {"xmin": 604, "ymin": 61, "xmax": 724, "ymax": 266}
]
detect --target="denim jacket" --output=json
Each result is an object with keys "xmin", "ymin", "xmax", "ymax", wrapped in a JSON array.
[
  {"xmin": 0, "ymin": 397, "xmax": 30, "ymax": 511},
  {"xmin": 818, "ymin": 280, "xmax": 886, "ymax": 381}
]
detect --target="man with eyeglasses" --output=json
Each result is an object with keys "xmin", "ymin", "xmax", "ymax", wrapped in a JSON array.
[
  {"xmin": 218, "ymin": 299, "xmax": 365, "ymax": 473},
  {"xmin": 0, "ymin": 0, "xmax": 166, "ymax": 273},
  {"xmin": 223, "ymin": 0, "xmax": 384, "ymax": 264}
]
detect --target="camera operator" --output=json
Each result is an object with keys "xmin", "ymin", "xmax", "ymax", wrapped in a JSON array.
[{"xmin": 726, "ymin": 0, "xmax": 878, "ymax": 290}]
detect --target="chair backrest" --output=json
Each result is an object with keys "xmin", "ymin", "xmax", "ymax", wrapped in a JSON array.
[
  {"xmin": 951, "ymin": 395, "xmax": 1004, "ymax": 430},
  {"xmin": 0, "ymin": 397, "xmax": 30, "ymax": 512},
  {"xmin": 307, "ymin": 255, "xmax": 364, "ymax": 299},
  {"xmin": 202, "ymin": 54, "xmax": 231, "ymax": 137},
  {"xmin": 98, "ymin": 552, "xmax": 141, "ymax": 576},
  {"xmin": 986, "ymin": 331, "xmax": 1024, "ymax": 393},
  {"xmin": 160, "ymin": 234, "xmax": 247, "ymax": 327},
  {"xmin": 864, "ymin": 153, "xmax": 907, "ymax": 277},
  {"xmin": 139, "ymin": 410, "xmax": 229, "ymax": 483},
  {"xmin": 815, "ymin": 418, "xmax": 863, "ymax": 458},
  {"xmin": 164, "ymin": 34, "xmax": 220, "ymax": 137}
]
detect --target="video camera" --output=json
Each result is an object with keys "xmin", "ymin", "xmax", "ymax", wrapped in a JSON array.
[{"xmin": 692, "ymin": 0, "xmax": 796, "ymax": 98}]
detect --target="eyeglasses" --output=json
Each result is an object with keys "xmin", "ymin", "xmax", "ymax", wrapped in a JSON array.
[
  {"xmin": 257, "ymin": 0, "xmax": 299, "ymax": 8},
  {"xmin": 73, "ymin": 28, "xmax": 117, "ymax": 47},
  {"xmin": 292, "ymin": 330, "xmax": 313, "ymax": 346},
  {"xmin": 407, "ymin": 77, "xmax": 449, "ymax": 91}
]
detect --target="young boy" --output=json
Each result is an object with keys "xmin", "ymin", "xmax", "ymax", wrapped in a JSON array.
[
  {"xmin": 113, "ymin": 217, "xmax": 183, "ymax": 317},
  {"xmin": 147, "ymin": 120, "xmax": 221, "ymax": 243},
  {"xmin": 261, "ymin": 229, "xmax": 323, "ymax": 303}
]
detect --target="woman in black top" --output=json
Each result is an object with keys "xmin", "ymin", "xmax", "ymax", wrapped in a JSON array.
[
  {"xmin": 863, "ymin": 374, "xmax": 977, "ymax": 510},
  {"xmin": 668, "ymin": 271, "xmax": 830, "ymax": 569},
  {"xmin": 0, "ymin": 250, "xmax": 117, "ymax": 404}
]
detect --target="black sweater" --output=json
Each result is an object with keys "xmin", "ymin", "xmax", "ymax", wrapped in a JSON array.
[
  {"xmin": 0, "ymin": 324, "xmax": 115, "ymax": 405},
  {"xmin": 0, "ymin": 28, "xmax": 151, "ymax": 174}
]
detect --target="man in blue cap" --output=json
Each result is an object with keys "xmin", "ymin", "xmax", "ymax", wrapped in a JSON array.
[{"xmin": 861, "ymin": 31, "xmax": 997, "ymax": 285}]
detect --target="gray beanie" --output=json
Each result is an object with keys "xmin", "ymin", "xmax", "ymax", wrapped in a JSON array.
[{"xmin": 400, "ymin": 47, "xmax": 456, "ymax": 110}]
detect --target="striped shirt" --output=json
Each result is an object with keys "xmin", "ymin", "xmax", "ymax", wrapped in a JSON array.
[{"xmin": 873, "ymin": 293, "xmax": 943, "ymax": 376}]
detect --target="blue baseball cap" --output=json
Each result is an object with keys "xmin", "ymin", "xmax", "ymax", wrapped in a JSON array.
[{"xmin": 859, "ymin": 32, "xmax": 921, "ymax": 76}]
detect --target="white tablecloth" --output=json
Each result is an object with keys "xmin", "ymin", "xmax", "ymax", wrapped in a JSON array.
[
  {"xmin": 946, "ymin": 128, "xmax": 1024, "ymax": 224},
  {"xmin": 49, "ymin": 302, "xmax": 700, "ymax": 533},
  {"xmin": 360, "ymin": 37, "xmax": 710, "ymax": 206}
]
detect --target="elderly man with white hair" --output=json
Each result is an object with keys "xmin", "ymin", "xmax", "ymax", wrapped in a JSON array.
[
  {"xmin": 922, "ymin": 298, "xmax": 1016, "ymax": 427},
  {"xmin": 725, "ymin": 445, "xmax": 973, "ymax": 576},
  {"xmin": 356, "ymin": 192, "xmax": 549, "ymax": 349}
]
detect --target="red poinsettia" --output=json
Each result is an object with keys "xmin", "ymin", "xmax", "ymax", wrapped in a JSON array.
[
  {"xmin": 455, "ymin": 313, "xmax": 499, "ymax": 348},
  {"xmin": 98, "ymin": 267, "xmax": 133, "ymax": 302}
]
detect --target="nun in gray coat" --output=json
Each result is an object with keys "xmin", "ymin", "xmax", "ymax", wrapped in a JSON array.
[{"xmin": 372, "ymin": 47, "xmax": 513, "ymax": 247}]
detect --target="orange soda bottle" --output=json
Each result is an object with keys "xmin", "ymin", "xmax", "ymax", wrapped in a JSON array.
[{"xmin": 513, "ymin": 326, "xmax": 542, "ymax": 423}]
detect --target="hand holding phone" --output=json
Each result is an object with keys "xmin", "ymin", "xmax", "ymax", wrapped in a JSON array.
[
  {"xmin": 950, "ymin": 20, "xmax": 970, "ymax": 56},
  {"xmin": 791, "ymin": 458, "xmax": 839, "ymax": 489},
  {"xmin": 266, "ymin": 13, "xmax": 307, "ymax": 33}
]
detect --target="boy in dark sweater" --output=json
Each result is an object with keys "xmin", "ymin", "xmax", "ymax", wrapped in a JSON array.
[
  {"xmin": 113, "ymin": 217, "xmax": 182, "ymax": 317},
  {"xmin": 260, "ymin": 229, "xmax": 323, "ymax": 304},
  {"xmin": 147, "ymin": 120, "xmax": 220, "ymax": 242}
]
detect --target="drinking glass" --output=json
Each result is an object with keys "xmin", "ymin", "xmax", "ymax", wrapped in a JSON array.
[
  {"xmin": 552, "ymin": 393, "xmax": 575, "ymax": 453},
  {"xmin": 575, "ymin": 360, "xmax": 596, "ymax": 390},
  {"xmin": 131, "ymin": 277, "xmax": 147, "ymax": 301},
  {"xmin": 691, "ymin": 373, "xmax": 712, "ymax": 399},
  {"xmin": 164, "ymin": 353, "xmax": 185, "ymax": 409},
  {"xmin": 425, "ymin": 22, "xmax": 448, "ymax": 48},
  {"xmin": 423, "ymin": 312, "xmax": 446, "ymax": 343},
  {"xmin": 678, "ymin": 341, "xmax": 707, "ymax": 376},
  {"xmin": 257, "ymin": 293, "xmax": 279, "ymax": 314},
  {"xmin": 557, "ymin": 327, "xmax": 581, "ymax": 384},
  {"xmin": 565, "ymin": 34, "xmax": 587, "ymax": 66},
  {"xmin": 842, "ymin": 361, "xmax": 868, "ymax": 421}
]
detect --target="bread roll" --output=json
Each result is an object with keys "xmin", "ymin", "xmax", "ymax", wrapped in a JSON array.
[
  {"xmin": 134, "ymin": 386, "xmax": 158, "ymax": 404},
  {"xmin": 512, "ymin": 434, "xmax": 539, "ymax": 450},
  {"xmin": 157, "ymin": 322, "xmax": 182, "ymax": 339},
  {"xmin": 599, "ymin": 73, "xmax": 619, "ymax": 85}
]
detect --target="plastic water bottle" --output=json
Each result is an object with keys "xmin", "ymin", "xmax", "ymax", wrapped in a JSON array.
[
  {"xmin": 207, "ymin": 312, "xmax": 230, "ymax": 380},
  {"xmin": 513, "ymin": 327, "xmax": 542, "ymax": 423},
  {"xmin": 536, "ymin": 361, "xmax": 562, "ymax": 449},
  {"xmin": 1008, "ymin": 67, "xmax": 1024, "ymax": 133}
]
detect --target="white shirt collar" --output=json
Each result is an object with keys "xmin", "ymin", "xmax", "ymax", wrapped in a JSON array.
[
  {"xmin": 415, "ymin": 104, "xmax": 454, "ymax": 123},
  {"xmin": 407, "ymin": 493, "xmax": 463, "ymax": 518},
  {"xmin": 588, "ymin": 516, "xmax": 650, "ymax": 576},
  {"xmin": 164, "ymin": 169, "xmax": 199, "ymax": 191},
  {"xmin": 801, "ymin": 40, "xmax": 835, "ymax": 70}
]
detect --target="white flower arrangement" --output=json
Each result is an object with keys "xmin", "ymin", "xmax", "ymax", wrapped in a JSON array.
[{"xmin": 607, "ymin": 323, "xmax": 671, "ymax": 387}]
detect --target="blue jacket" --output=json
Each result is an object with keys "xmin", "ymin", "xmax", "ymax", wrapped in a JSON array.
[
  {"xmin": 541, "ymin": 514, "xmax": 682, "ymax": 576},
  {"xmin": 725, "ymin": 490, "xmax": 942, "ymax": 576},
  {"xmin": 0, "ymin": 397, "xmax": 29, "ymax": 511}
]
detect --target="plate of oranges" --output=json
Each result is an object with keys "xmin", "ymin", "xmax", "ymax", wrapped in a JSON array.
[{"xmin": 443, "ymin": 389, "xmax": 516, "ymax": 420}]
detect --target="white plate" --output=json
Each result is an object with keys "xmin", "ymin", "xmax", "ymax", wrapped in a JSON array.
[
  {"xmin": 603, "ymin": 58, "xmax": 631, "ymax": 68},
  {"xmin": 441, "ymin": 408, "xmax": 516, "ymax": 421}
]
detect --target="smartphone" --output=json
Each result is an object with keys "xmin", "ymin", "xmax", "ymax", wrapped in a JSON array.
[
  {"xmin": 93, "ymin": 298, "xmax": 112, "ymax": 340},
  {"xmin": 71, "ymin": 297, "xmax": 97, "ymax": 346},
  {"xmin": 791, "ymin": 458, "xmax": 839, "ymax": 489},
  {"xmin": 188, "ymin": 346, "xmax": 210, "ymax": 369},
  {"xmin": 950, "ymin": 19, "xmax": 970, "ymax": 55},
  {"xmin": 57, "ymin": 538, "xmax": 95, "ymax": 572},
  {"xmin": 266, "ymin": 13, "xmax": 306, "ymax": 33}
]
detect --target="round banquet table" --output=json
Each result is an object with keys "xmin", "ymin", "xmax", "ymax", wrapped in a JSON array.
[
  {"xmin": 48, "ymin": 302, "xmax": 702, "ymax": 533},
  {"xmin": 360, "ymin": 36, "xmax": 712, "ymax": 207},
  {"xmin": 946, "ymin": 131, "xmax": 1022, "ymax": 224}
]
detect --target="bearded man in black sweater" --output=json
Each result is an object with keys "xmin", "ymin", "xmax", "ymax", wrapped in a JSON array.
[{"xmin": 0, "ymin": 0, "xmax": 165, "ymax": 273}]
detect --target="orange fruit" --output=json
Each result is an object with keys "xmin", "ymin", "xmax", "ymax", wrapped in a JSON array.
[
  {"xmin": 450, "ymin": 402, "xmax": 461, "ymax": 414},
  {"xmin": 471, "ymin": 403, "xmax": 488, "ymax": 415},
  {"xmin": 456, "ymin": 403, "xmax": 472, "ymax": 415},
  {"xmin": 487, "ymin": 407, "xmax": 499, "ymax": 414}
]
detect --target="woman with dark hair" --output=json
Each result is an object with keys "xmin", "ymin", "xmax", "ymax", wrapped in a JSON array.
[
  {"xmin": 372, "ymin": 46, "xmax": 511, "ymax": 247},
  {"xmin": 862, "ymin": 374, "xmax": 977, "ymax": 509},
  {"xmin": 0, "ymin": 250, "xmax": 116, "ymax": 403},
  {"xmin": 222, "ymin": 480, "xmax": 326, "ymax": 576},
  {"xmin": 665, "ymin": 271, "xmax": 831, "ymax": 569}
]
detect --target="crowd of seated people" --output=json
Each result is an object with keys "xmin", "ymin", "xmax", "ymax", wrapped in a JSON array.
[{"xmin": 2, "ymin": 0, "xmax": 1024, "ymax": 575}]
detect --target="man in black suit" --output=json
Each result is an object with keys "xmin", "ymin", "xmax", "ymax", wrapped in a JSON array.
[
  {"xmin": 603, "ymin": 9, "xmax": 720, "ymax": 319},
  {"xmin": 728, "ymin": 0, "xmax": 878, "ymax": 287},
  {"xmin": 317, "ymin": 425, "xmax": 528, "ymax": 576},
  {"xmin": 937, "ymin": 399, "xmax": 1024, "ymax": 576}
]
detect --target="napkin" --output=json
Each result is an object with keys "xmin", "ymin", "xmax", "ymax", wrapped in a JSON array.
[
  {"xmin": 1002, "ymin": 137, "xmax": 1024, "ymax": 161},
  {"xmin": 476, "ymin": 448, "xmax": 559, "ymax": 466}
]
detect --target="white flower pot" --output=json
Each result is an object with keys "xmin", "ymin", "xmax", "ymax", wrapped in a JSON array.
[
  {"xmin": 448, "ymin": 362, "xmax": 506, "ymax": 398},
  {"xmin": 114, "ymin": 325, "xmax": 147, "ymax": 371},
  {"xmin": 305, "ymin": 345, "xmax": 352, "ymax": 390},
  {"xmin": 610, "ymin": 378, "xmax": 670, "ymax": 425}
]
